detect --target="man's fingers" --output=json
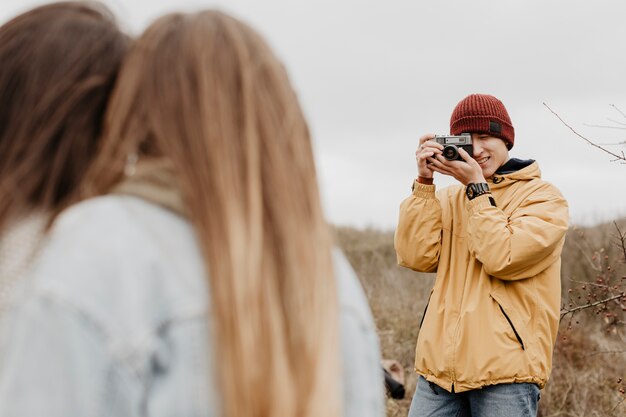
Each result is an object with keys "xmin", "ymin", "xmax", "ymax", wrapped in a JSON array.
[
  {"xmin": 427, "ymin": 157, "xmax": 452, "ymax": 173},
  {"xmin": 432, "ymin": 154, "xmax": 458, "ymax": 166},
  {"xmin": 430, "ymin": 165, "xmax": 453, "ymax": 177},
  {"xmin": 416, "ymin": 148, "xmax": 435, "ymax": 156},
  {"xmin": 417, "ymin": 151, "xmax": 435, "ymax": 162},
  {"xmin": 458, "ymin": 148, "xmax": 474, "ymax": 163},
  {"xmin": 419, "ymin": 133, "xmax": 436, "ymax": 145},
  {"xmin": 428, "ymin": 155, "xmax": 448, "ymax": 168},
  {"xmin": 424, "ymin": 141, "xmax": 443, "ymax": 151}
]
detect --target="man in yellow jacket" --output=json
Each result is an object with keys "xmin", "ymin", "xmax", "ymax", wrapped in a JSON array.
[{"xmin": 395, "ymin": 94, "xmax": 569, "ymax": 417}]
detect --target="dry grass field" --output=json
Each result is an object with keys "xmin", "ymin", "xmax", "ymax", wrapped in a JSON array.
[{"xmin": 334, "ymin": 219, "xmax": 626, "ymax": 417}]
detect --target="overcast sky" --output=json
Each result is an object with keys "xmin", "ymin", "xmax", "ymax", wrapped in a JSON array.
[{"xmin": 2, "ymin": 0, "xmax": 625, "ymax": 229}]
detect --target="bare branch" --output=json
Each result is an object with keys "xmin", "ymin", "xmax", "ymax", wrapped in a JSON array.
[
  {"xmin": 611, "ymin": 395, "xmax": 626, "ymax": 413},
  {"xmin": 592, "ymin": 141, "xmax": 626, "ymax": 146},
  {"xmin": 543, "ymin": 103, "xmax": 626, "ymax": 162},
  {"xmin": 569, "ymin": 235, "xmax": 603, "ymax": 272},
  {"xmin": 560, "ymin": 293, "xmax": 626, "ymax": 320},
  {"xmin": 614, "ymin": 221, "xmax": 626, "ymax": 263},
  {"xmin": 568, "ymin": 277, "xmax": 607, "ymax": 287},
  {"xmin": 611, "ymin": 104, "xmax": 626, "ymax": 119},
  {"xmin": 583, "ymin": 123, "xmax": 626, "ymax": 131},
  {"xmin": 606, "ymin": 117, "xmax": 626, "ymax": 126},
  {"xmin": 583, "ymin": 349, "xmax": 626, "ymax": 357}
]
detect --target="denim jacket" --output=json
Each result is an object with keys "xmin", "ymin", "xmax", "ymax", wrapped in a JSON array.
[{"xmin": 0, "ymin": 196, "xmax": 384, "ymax": 417}]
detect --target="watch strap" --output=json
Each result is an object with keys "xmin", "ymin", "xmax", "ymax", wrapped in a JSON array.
[{"xmin": 466, "ymin": 182, "xmax": 491, "ymax": 200}]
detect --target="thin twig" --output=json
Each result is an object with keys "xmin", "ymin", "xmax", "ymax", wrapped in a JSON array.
[
  {"xmin": 560, "ymin": 293, "xmax": 626, "ymax": 320},
  {"xmin": 570, "ymin": 238, "xmax": 603, "ymax": 272},
  {"xmin": 606, "ymin": 117, "xmax": 626, "ymax": 126},
  {"xmin": 583, "ymin": 349, "xmax": 626, "ymax": 357},
  {"xmin": 614, "ymin": 221, "xmax": 626, "ymax": 263},
  {"xmin": 611, "ymin": 104, "xmax": 626, "ymax": 119},
  {"xmin": 611, "ymin": 395, "xmax": 626, "ymax": 413},
  {"xmin": 568, "ymin": 278, "xmax": 606, "ymax": 288},
  {"xmin": 543, "ymin": 103, "xmax": 626, "ymax": 162},
  {"xmin": 582, "ymin": 123, "xmax": 626, "ymax": 131}
]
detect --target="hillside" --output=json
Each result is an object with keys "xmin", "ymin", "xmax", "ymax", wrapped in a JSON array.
[{"xmin": 335, "ymin": 219, "xmax": 626, "ymax": 417}]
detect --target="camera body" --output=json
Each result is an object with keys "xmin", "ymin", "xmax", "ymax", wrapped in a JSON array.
[{"xmin": 433, "ymin": 133, "xmax": 473, "ymax": 161}]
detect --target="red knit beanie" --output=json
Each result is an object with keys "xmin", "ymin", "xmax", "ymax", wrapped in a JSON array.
[{"xmin": 449, "ymin": 94, "xmax": 515, "ymax": 149}]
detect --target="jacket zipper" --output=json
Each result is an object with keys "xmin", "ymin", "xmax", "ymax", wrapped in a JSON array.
[
  {"xmin": 498, "ymin": 305, "xmax": 525, "ymax": 350},
  {"xmin": 418, "ymin": 291, "xmax": 433, "ymax": 330}
]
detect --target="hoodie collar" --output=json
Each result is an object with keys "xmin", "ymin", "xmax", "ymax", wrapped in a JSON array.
[
  {"xmin": 496, "ymin": 158, "xmax": 535, "ymax": 174},
  {"xmin": 488, "ymin": 160, "xmax": 541, "ymax": 189}
]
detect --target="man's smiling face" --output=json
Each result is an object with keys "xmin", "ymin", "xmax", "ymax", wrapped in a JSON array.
[{"xmin": 470, "ymin": 133, "xmax": 510, "ymax": 179}]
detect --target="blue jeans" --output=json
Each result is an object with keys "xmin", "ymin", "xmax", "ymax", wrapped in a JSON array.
[{"xmin": 408, "ymin": 376, "xmax": 540, "ymax": 417}]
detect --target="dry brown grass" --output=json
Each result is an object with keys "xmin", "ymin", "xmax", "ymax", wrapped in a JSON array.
[
  {"xmin": 334, "ymin": 221, "xmax": 626, "ymax": 417},
  {"xmin": 335, "ymin": 227, "xmax": 432, "ymax": 415}
]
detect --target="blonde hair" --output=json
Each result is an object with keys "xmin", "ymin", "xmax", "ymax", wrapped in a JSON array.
[{"xmin": 85, "ymin": 11, "xmax": 340, "ymax": 417}]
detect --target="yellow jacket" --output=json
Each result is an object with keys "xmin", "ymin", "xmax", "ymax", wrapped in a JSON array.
[{"xmin": 395, "ymin": 162, "xmax": 568, "ymax": 392}]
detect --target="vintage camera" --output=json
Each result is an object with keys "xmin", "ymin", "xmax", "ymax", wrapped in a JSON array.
[{"xmin": 433, "ymin": 133, "xmax": 473, "ymax": 161}]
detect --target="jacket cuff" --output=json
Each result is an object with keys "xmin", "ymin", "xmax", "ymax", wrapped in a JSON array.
[
  {"xmin": 412, "ymin": 180, "xmax": 436, "ymax": 199},
  {"xmin": 466, "ymin": 193, "xmax": 495, "ymax": 213}
]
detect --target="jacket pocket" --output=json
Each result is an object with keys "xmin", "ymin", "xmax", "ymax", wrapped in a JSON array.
[{"xmin": 491, "ymin": 294, "xmax": 525, "ymax": 350}]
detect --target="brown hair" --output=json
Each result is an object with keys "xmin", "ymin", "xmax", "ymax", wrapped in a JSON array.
[
  {"xmin": 85, "ymin": 10, "xmax": 340, "ymax": 417},
  {"xmin": 0, "ymin": 1, "xmax": 129, "ymax": 229}
]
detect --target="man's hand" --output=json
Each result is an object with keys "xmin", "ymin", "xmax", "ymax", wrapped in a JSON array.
[
  {"xmin": 415, "ymin": 134, "xmax": 442, "ymax": 179},
  {"xmin": 426, "ymin": 147, "xmax": 486, "ymax": 186}
]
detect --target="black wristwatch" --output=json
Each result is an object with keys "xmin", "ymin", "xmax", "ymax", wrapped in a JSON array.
[{"xmin": 466, "ymin": 182, "xmax": 491, "ymax": 200}]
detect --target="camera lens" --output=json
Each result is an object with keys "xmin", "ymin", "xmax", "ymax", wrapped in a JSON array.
[{"xmin": 442, "ymin": 145, "xmax": 458, "ymax": 161}]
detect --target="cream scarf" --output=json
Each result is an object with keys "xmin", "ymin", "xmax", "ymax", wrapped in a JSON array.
[
  {"xmin": 112, "ymin": 158, "xmax": 186, "ymax": 218},
  {"xmin": 0, "ymin": 213, "xmax": 47, "ymax": 313}
]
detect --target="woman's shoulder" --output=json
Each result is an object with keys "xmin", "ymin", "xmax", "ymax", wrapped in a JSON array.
[
  {"xmin": 50, "ymin": 195, "xmax": 200, "ymax": 266},
  {"xmin": 332, "ymin": 249, "xmax": 384, "ymax": 417},
  {"xmin": 54, "ymin": 195, "xmax": 190, "ymax": 243},
  {"xmin": 19, "ymin": 195, "xmax": 208, "ymax": 340},
  {"xmin": 332, "ymin": 249, "xmax": 376, "ymax": 329}
]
